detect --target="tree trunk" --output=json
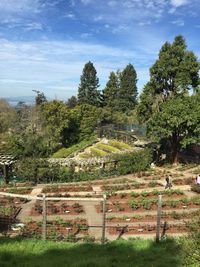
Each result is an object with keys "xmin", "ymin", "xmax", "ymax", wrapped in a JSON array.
[{"xmin": 171, "ymin": 134, "xmax": 180, "ymax": 165}]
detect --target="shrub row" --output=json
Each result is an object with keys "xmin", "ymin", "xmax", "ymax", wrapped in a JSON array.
[
  {"xmin": 96, "ymin": 143, "xmax": 120, "ymax": 153},
  {"xmin": 13, "ymin": 149, "xmax": 153, "ymax": 184},
  {"xmin": 108, "ymin": 140, "xmax": 132, "ymax": 150},
  {"xmin": 52, "ymin": 136, "xmax": 97, "ymax": 158}
]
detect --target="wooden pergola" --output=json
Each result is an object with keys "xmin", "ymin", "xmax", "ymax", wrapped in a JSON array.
[{"xmin": 0, "ymin": 154, "xmax": 15, "ymax": 184}]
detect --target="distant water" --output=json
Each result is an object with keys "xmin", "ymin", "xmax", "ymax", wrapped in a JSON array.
[{"xmin": 4, "ymin": 96, "xmax": 35, "ymax": 106}]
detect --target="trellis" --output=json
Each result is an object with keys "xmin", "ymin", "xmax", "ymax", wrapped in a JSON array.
[{"xmin": 0, "ymin": 154, "xmax": 15, "ymax": 184}]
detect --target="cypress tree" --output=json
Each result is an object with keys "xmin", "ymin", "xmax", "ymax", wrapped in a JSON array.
[
  {"xmin": 119, "ymin": 63, "xmax": 138, "ymax": 113},
  {"xmin": 103, "ymin": 71, "xmax": 120, "ymax": 108},
  {"xmin": 77, "ymin": 61, "xmax": 100, "ymax": 106}
]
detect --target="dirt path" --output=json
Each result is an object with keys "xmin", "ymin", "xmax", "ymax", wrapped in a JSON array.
[
  {"xmin": 81, "ymin": 201, "xmax": 103, "ymax": 240},
  {"xmin": 17, "ymin": 187, "xmax": 43, "ymax": 222}
]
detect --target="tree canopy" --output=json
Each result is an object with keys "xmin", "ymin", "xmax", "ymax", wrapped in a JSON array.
[{"xmin": 138, "ymin": 35, "xmax": 200, "ymax": 163}]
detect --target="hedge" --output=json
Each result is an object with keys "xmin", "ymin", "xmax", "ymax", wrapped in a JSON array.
[
  {"xmin": 108, "ymin": 140, "xmax": 132, "ymax": 150},
  {"xmin": 96, "ymin": 143, "xmax": 120, "ymax": 153},
  {"xmin": 52, "ymin": 136, "xmax": 97, "ymax": 158},
  {"xmin": 113, "ymin": 149, "xmax": 153, "ymax": 175}
]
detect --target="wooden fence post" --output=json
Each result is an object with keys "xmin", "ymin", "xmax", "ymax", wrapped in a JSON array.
[
  {"xmin": 156, "ymin": 194, "xmax": 162, "ymax": 243},
  {"xmin": 101, "ymin": 194, "xmax": 106, "ymax": 244},
  {"xmin": 42, "ymin": 194, "xmax": 47, "ymax": 240}
]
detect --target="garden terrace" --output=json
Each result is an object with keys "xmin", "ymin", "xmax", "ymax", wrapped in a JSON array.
[
  {"xmin": 96, "ymin": 196, "xmax": 200, "ymax": 213},
  {"xmin": 21, "ymin": 218, "xmax": 89, "ymax": 241}
]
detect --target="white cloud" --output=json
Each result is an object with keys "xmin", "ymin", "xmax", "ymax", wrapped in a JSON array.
[
  {"xmin": 64, "ymin": 12, "xmax": 76, "ymax": 19},
  {"xmin": 80, "ymin": 33, "xmax": 93, "ymax": 38},
  {"xmin": 172, "ymin": 19, "xmax": 185, "ymax": 26},
  {"xmin": 80, "ymin": 0, "xmax": 93, "ymax": 5},
  {"xmin": 0, "ymin": 37, "xmax": 160, "ymax": 98},
  {"xmin": 171, "ymin": 0, "xmax": 188, "ymax": 8},
  {"xmin": 0, "ymin": 0, "xmax": 42, "ymax": 14},
  {"xmin": 139, "ymin": 21, "xmax": 151, "ymax": 26}
]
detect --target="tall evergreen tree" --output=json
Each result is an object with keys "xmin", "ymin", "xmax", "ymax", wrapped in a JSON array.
[
  {"xmin": 77, "ymin": 61, "xmax": 100, "ymax": 106},
  {"xmin": 103, "ymin": 71, "xmax": 120, "ymax": 108},
  {"xmin": 119, "ymin": 63, "xmax": 138, "ymax": 113}
]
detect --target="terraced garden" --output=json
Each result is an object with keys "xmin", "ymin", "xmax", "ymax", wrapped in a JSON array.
[{"xmin": 0, "ymin": 164, "xmax": 199, "ymax": 241}]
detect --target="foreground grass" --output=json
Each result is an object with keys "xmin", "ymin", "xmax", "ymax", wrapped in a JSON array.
[{"xmin": 0, "ymin": 238, "xmax": 183, "ymax": 267}]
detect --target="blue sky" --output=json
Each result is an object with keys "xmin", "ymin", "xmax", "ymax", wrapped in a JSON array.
[{"xmin": 0, "ymin": 0, "xmax": 200, "ymax": 100}]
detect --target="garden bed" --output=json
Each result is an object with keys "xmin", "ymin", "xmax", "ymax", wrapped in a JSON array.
[
  {"xmin": 22, "ymin": 219, "xmax": 89, "ymax": 239},
  {"xmin": 0, "ymin": 187, "xmax": 33, "ymax": 195},
  {"xmin": 108, "ymin": 223, "xmax": 188, "ymax": 235},
  {"xmin": 106, "ymin": 210, "xmax": 198, "ymax": 223},
  {"xmin": 42, "ymin": 185, "xmax": 93, "ymax": 193},
  {"xmin": 96, "ymin": 196, "xmax": 200, "ymax": 213},
  {"xmin": 106, "ymin": 189, "xmax": 184, "ymax": 201},
  {"xmin": 31, "ymin": 201, "xmax": 84, "ymax": 216}
]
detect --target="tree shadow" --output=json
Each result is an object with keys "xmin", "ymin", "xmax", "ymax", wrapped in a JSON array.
[{"xmin": 0, "ymin": 237, "xmax": 183, "ymax": 267}]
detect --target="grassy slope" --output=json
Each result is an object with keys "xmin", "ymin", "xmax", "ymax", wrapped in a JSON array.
[{"xmin": 0, "ymin": 238, "xmax": 183, "ymax": 267}]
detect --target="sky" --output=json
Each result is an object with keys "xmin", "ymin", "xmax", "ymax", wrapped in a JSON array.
[{"xmin": 0, "ymin": 0, "xmax": 200, "ymax": 101}]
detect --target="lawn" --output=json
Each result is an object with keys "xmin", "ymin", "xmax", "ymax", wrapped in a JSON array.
[{"xmin": 0, "ymin": 238, "xmax": 183, "ymax": 267}]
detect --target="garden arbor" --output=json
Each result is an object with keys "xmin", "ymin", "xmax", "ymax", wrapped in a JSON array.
[{"xmin": 0, "ymin": 154, "xmax": 15, "ymax": 184}]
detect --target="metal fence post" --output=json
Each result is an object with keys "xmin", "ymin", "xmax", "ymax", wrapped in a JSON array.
[
  {"xmin": 156, "ymin": 194, "xmax": 162, "ymax": 243},
  {"xmin": 101, "ymin": 194, "xmax": 106, "ymax": 244},
  {"xmin": 42, "ymin": 194, "xmax": 47, "ymax": 240}
]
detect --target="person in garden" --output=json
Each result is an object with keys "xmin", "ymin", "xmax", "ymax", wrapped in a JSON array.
[{"xmin": 165, "ymin": 175, "xmax": 172, "ymax": 189}]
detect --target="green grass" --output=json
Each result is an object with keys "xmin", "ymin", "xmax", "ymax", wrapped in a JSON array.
[
  {"xmin": 0, "ymin": 238, "xmax": 183, "ymax": 267},
  {"xmin": 52, "ymin": 136, "xmax": 97, "ymax": 158}
]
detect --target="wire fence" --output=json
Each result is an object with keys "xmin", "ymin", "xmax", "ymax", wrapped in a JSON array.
[{"xmin": 0, "ymin": 192, "xmax": 190, "ymax": 243}]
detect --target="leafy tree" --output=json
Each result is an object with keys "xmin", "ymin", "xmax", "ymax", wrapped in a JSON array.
[
  {"xmin": 137, "ymin": 36, "xmax": 200, "ymax": 164},
  {"xmin": 0, "ymin": 99, "xmax": 16, "ymax": 134},
  {"xmin": 77, "ymin": 61, "xmax": 100, "ymax": 106},
  {"xmin": 73, "ymin": 104, "xmax": 100, "ymax": 140},
  {"xmin": 41, "ymin": 100, "xmax": 70, "ymax": 147},
  {"xmin": 119, "ymin": 63, "xmax": 138, "ymax": 112},
  {"xmin": 148, "ymin": 95, "xmax": 200, "ymax": 164},
  {"xmin": 66, "ymin": 95, "xmax": 78, "ymax": 108},
  {"xmin": 33, "ymin": 90, "xmax": 47, "ymax": 106}
]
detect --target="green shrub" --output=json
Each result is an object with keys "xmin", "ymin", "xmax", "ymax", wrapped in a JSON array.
[
  {"xmin": 191, "ymin": 196, "xmax": 200, "ymax": 205},
  {"xmin": 108, "ymin": 140, "xmax": 132, "ymax": 150},
  {"xmin": 182, "ymin": 210, "xmax": 200, "ymax": 266},
  {"xmin": 129, "ymin": 200, "xmax": 139, "ymax": 210},
  {"xmin": 113, "ymin": 149, "xmax": 153, "ymax": 175},
  {"xmin": 140, "ymin": 199, "xmax": 153, "ymax": 210},
  {"xmin": 90, "ymin": 147, "xmax": 108, "ymax": 157},
  {"xmin": 96, "ymin": 143, "xmax": 120, "ymax": 153},
  {"xmin": 79, "ymin": 153, "xmax": 91, "ymax": 159},
  {"xmin": 191, "ymin": 184, "xmax": 200, "ymax": 194},
  {"xmin": 130, "ymin": 191, "xmax": 139, "ymax": 198}
]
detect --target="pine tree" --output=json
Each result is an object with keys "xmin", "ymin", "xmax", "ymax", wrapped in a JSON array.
[
  {"xmin": 77, "ymin": 61, "xmax": 100, "ymax": 106},
  {"xmin": 119, "ymin": 63, "xmax": 138, "ymax": 113}
]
